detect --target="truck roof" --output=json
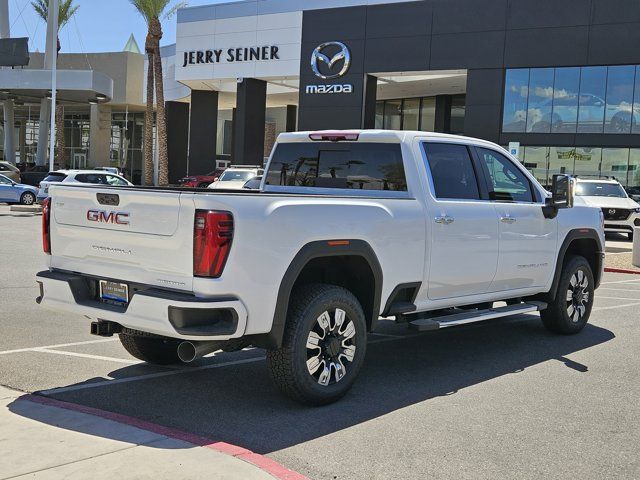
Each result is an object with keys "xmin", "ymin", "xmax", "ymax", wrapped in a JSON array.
[{"xmin": 278, "ymin": 129, "xmax": 503, "ymax": 148}]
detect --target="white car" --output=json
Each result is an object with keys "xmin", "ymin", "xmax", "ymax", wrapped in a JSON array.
[
  {"xmin": 37, "ymin": 130, "xmax": 604, "ymax": 405},
  {"xmin": 575, "ymin": 178, "xmax": 640, "ymax": 239},
  {"xmin": 208, "ymin": 166, "xmax": 263, "ymax": 190},
  {"xmin": 37, "ymin": 170, "xmax": 132, "ymax": 202}
]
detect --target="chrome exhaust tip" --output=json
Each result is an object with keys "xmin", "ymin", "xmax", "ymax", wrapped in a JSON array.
[{"xmin": 177, "ymin": 340, "xmax": 222, "ymax": 363}]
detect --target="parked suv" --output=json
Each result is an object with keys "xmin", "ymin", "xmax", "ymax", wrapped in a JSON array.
[
  {"xmin": 37, "ymin": 131, "xmax": 604, "ymax": 405},
  {"xmin": 208, "ymin": 166, "xmax": 263, "ymax": 190},
  {"xmin": 37, "ymin": 170, "xmax": 132, "ymax": 202},
  {"xmin": 575, "ymin": 178, "xmax": 640, "ymax": 239}
]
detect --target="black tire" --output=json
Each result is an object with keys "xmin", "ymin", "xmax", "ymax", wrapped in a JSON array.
[
  {"xmin": 20, "ymin": 192, "xmax": 36, "ymax": 205},
  {"xmin": 119, "ymin": 330, "xmax": 181, "ymax": 365},
  {"xmin": 628, "ymin": 231, "xmax": 634, "ymax": 241},
  {"xmin": 540, "ymin": 255, "xmax": 594, "ymax": 335},
  {"xmin": 198, "ymin": 182, "xmax": 210, "ymax": 188},
  {"xmin": 266, "ymin": 284, "xmax": 367, "ymax": 406}
]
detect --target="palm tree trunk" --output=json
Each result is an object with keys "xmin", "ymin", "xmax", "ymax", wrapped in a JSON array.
[
  {"xmin": 152, "ymin": 45, "xmax": 168, "ymax": 186},
  {"xmin": 144, "ymin": 51, "xmax": 155, "ymax": 186},
  {"xmin": 55, "ymin": 104, "xmax": 65, "ymax": 167}
]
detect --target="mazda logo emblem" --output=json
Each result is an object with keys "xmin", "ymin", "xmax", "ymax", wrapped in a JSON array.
[
  {"xmin": 310, "ymin": 41, "xmax": 351, "ymax": 80},
  {"xmin": 609, "ymin": 209, "xmax": 616, "ymax": 215}
]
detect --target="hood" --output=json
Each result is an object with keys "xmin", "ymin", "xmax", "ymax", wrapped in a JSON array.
[
  {"xmin": 208, "ymin": 180, "xmax": 247, "ymax": 190},
  {"xmin": 577, "ymin": 195, "xmax": 640, "ymax": 209}
]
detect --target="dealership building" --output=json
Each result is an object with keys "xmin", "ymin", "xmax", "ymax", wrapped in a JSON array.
[
  {"xmin": 154, "ymin": 0, "xmax": 640, "ymax": 188},
  {"xmin": 3, "ymin": 0, "xmax": 640, "ymax": 189}
]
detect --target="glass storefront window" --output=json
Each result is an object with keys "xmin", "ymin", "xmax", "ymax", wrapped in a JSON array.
[
  {"xmin": 522, "ymin": 146, "xmax": 549, "ymax": 185},
  {"xmin": 601, "ymin": 148, "xmax": 631, "ymax": 184},
  {"xmin": 402, "ymin": 98, "xmax": 420, "ymax": 130},
  {"xmin": 526, "ymin": 68, "xmax": 555, "ymax": 133},
  {"xmin": 421, "ymin": 97, "xmax": 436, "ymax": 131},
  {"xmin": 551, "ymin": 67, "xmax": 580, "ymax": 133},
  {"xmin": 576, "ymin": 67, "xmax": 607, "ymax": 133},
  {"xmin": 375, "ymin": 102, "xmax": 384, "ymax": 129},
  {"xmin": 628, "ymin": 149, "xmax": 640, "ymax": 191},
  {"xmin": 384, "ymin": 100, "xmax": 402, "ymax": 130},
  {"xmin": 572, "ymin": 147, "xmax": 602, "ymax": 177},
  {"xmin": 604, "ymin": 65, "xmax": 636, "ymax": 134},
  {"xmin": 502, "ymin": 69, "xmax": 529, "ymax": 133}
]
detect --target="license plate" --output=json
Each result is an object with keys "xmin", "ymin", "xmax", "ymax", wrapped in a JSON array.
[{"xmin": 99, "ymin": 280, "xmax": 129, "ymax": 304}]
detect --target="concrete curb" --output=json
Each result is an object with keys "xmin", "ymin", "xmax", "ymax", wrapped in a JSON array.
[
  {"xmin": 23, "ymin": 394, "xmax": 310, "ymax": 480},
  {"xmin": 604, "ymin": 267, "xmax": 640, "ymax": 275}
]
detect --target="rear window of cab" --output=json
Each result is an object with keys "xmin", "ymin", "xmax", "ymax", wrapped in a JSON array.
[
  {"xmin": 42, "ymin": 173, "xmax": 67, "ymax": 182},
  {"xmin": 265, "ymin": 142, "xmax": 407, "ymax": 191}
]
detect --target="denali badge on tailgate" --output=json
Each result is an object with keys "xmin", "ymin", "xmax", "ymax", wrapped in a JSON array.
[{"xmin": 87, "ymin": 210, "xmax": 130, "ymax": 225}]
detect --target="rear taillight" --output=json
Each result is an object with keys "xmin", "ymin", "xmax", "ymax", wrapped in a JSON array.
[
  {"xmin": 193, "ymin": 210, "xmax": 234, "ymax": 278},
  {"xmin": 42, "ymin": 197, "xmax": 51, "ymax": 254}
]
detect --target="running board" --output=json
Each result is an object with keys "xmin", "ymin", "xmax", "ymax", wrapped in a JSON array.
[{"xmin": 408, "ymin": 302, "xmax": 547, "ymax": 332}]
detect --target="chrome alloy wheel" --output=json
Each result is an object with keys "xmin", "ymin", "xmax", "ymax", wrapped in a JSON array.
[
  {"xmin": 566, "ymin": 269, "xmax": 590, "ymax": 323},
  {"xmin": 305, "ymin": 308, "xmax": 357, "ymax": 386}
]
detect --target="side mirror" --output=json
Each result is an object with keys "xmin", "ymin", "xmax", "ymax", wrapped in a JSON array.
[
  {"xmin": 551, "ymin": 174, "xmax": 574, "ymax": 209},
  {"xmin": 543, "ymin": 174, "xmax": 574, "ymax": 219}
]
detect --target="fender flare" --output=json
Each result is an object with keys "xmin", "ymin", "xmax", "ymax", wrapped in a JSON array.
[
  {"xmin": 248, "ymin": 240, "xmax": 383, "ymax": 349},
  {"xmin": 548, "ymin": 228, "xmax": 604, "ymax": 300}
]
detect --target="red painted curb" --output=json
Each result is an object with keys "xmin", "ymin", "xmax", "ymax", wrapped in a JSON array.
[
  {"xmin": 22, "ymin": 394, "xmax": 310, "ymax": 480},
  {"xmin": 604, "ymin": 267, "xmax": 640, "ymax": 275}
]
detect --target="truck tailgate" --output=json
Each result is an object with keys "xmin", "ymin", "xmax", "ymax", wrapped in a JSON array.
[{"xmin": 49, "ymin": 186, "xmax": 196, "ymax": 291}]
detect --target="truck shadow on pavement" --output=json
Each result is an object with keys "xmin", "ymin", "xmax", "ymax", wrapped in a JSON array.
[{"xmin": 8, "ymin": 315, "xmax": 614, "ymax": 455}]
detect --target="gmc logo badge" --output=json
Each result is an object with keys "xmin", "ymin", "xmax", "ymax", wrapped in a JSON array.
[{"xmin": 87, "ymin": 210, "xmax": 130, "ymax": 225}]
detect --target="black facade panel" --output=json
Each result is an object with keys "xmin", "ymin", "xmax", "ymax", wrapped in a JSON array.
[
  {"xmin": 0, "ymin": 38, "xmax": 29, "ymax": 67},
  {"xmin": 504, "ymin": 26, "xmax": 589, "ymax": 68},
  {"xmin": 188, "ymin": 90, "xmax": 218, "ymax": 176},
  {"xmin": 464, "ymin": 104, "xmax": 503, "ymax": 143},
  {"xmin": 234, "ymin": 78, "xmax": 267, "ymax": 166},
  {"xmin": 301, "ymin": 6, "xmax": 366, "ymax": 42},
  {"xmin": 298, "ymin": 106, "xmax": 365, "ymax": 131},
  {"xmin": 432, "ymin": 0, "xmax": 507, "ymax": 34},
  {"xmin": 430, "ymin": 31, "xmax": 505, "ymax": 70},
  {"xmin": 363, "ymin": 36, "xmax": 430, "ymax": 72},
  {"xmin": 299, "ymin": 75, "xmax": 365, "ymax": 108},
  {"xmin": 166, "ymin": 101, "xmax": 190, "ymax": 184},
  {"xmin": 366, "ymin": 1, "xmax": 432, "ymax": 38},
  {"xmin": 591, "ymin": 0, "xmax": 640, "ymax": 25},
  {"xmin": 588, "ymin": 22, "xmax": 640, "ymax": 65},
  {"xmin": 465, "ymin": 69, "xmax": 504, "ymax": 106},
  {"xmin": 507, "ymin": 0, "xmax": 591, "ymax": 29}
]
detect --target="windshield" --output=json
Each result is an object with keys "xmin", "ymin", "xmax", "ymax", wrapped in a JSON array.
[
  {"xmin": 576, "ymin": 182, "xmax": 627, "ymax": 198},
  {"xmin": 219, "ymin": 170, "xmax": 255, "ymax": 182}
]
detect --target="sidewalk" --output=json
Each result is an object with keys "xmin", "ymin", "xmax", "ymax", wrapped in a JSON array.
[{"xmin": 0, "ymin": 386, "xmax": 298, "ymax": 480}]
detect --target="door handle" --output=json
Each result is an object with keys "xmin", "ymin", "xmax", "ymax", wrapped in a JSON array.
[
  {"xmin": 500, "ymin": 216, "xmax": 517, "ymax": 224},
  {"xmin": 435, "ymin": 215, "xmax": 454, "ymax": 225}
]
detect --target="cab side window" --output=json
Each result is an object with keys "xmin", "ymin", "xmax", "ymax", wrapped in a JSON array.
[
  {"xmin": 106, "ymin": 175, "xmax": 128, "ymax": 186},
  {"xmin": 423, "ymin": 143, "xmax": 480, "ymax": 200},
  {"xmin": 476, "ymin": 148, "xmax": 534, "ymax": 202}
]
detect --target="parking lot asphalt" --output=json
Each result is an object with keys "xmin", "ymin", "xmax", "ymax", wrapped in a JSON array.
[{"xmin": 1, "ymin": 207, "xmax": 639, "ymax": 480}]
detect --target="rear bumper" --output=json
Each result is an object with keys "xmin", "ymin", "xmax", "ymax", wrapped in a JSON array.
[{"xmin": 36, "ymin": 270, "xmax": 248, "ymax": 341}]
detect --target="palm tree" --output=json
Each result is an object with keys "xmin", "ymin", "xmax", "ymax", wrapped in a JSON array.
[
  {"xmin": 129, "ymin": 0, "xmax": 185, "ymax": 186},
  {"xmin": 32, "ymin": 0, "xmax": 80, "ymax": 168}
]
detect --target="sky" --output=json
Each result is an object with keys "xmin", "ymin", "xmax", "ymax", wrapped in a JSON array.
[{"xmin": 6, "ymin": 0, "xmax": 227, "ymax": 53}]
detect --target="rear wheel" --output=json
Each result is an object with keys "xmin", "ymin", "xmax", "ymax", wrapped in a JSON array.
[
  {"xmin": 119, "ymin": 330, "xmax": 181, "ymax": 365},
  {"xmin": 20, "ymin": 192, "xmax": 36, "ymax": 205},
  {"xmin": 266, "ymin": 284, "xmax": 367, "ymax": 406},
  {"xmin": 541, "ymin": 255, "xmax": 594, "ymax": 334}
]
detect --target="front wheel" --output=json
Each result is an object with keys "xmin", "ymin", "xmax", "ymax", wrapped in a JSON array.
[
  {"xmin": 20, "ymin": 192, "xmax": 36, "ymax": 205},
  {"xmin": 266, "ymin": 284, "xmax": 367, "ymax": 406},
  {"xmin": 541, "ymin": 255, "xmax": 594, "ymax": 334}
]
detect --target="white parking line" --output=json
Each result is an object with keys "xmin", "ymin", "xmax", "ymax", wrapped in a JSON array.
[
  {"xmin": 601, "ymin": 278, "xmax": 640, "ymax": 285},
  {"xmin": 593, "ymin": 302, "xmax": 640, "ymax": 311},
  {"xmin": 33, "ymin": 348, "xmax": 143, "ymax": 365},
  {"xmin": 596, "ymin": 296, "xmax": 640, "ymax": 301},
  {"xmin": 0, "ymin": 338, "xmax": 117, "ymax": 356},
  {"xmin": 599, "ymin": 287, "xmax": 640, "ymax": 292}
]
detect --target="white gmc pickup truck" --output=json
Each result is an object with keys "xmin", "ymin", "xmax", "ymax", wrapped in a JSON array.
[{"xmin": 37, "ymin": 130, "xmax": 605, "ymax": 405}]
